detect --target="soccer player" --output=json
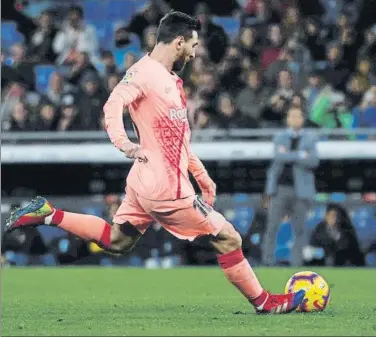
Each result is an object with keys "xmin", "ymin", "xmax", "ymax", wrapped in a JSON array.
[{"xmin": 6, "ymin": 11, "xmax": 304, "ymax": 314}]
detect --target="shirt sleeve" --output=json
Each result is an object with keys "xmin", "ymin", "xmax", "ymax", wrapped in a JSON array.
[
  {"xmin": 103, "ymin": 71, "xmax": 147, "ymax": 152},
  {"xmin": 188, "ymin": 151, "xmax": 207, "ymax": 178}
]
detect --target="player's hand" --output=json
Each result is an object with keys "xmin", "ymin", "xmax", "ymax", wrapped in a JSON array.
[
  {"xmin": 122, "ymin": 142, "xmax": 148, "ymax": 162},
  {"xmin": 196, "ymin": 174, "xmax": 216, "ymax": 207}
]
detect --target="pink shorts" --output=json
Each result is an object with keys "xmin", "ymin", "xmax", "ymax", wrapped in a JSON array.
[{"xmin": 113, "ymin": 186, "xmax": 226, "ymax": 241}]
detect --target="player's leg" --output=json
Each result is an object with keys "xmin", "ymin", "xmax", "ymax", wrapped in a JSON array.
[
  {"xmin": 208, "ymin": 221, "xmax": 305, "ymax": 314},
  {"xmin": 5, "ymin": 189, "xmax": 152, "ymax": 255},
  {"xmin": 144, "ymin": 195, "xmax": 305, "ymax": 314}
]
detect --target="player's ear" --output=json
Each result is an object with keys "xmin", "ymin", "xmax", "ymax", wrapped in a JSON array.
[{"xmin": 176, "ymin": 36, "xmax": 185, "ymax": 50}]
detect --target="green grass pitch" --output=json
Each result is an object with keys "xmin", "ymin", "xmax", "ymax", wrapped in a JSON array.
[{"xmin": 2, "ymin": 267, "xmax": 376, "ymax": 336}]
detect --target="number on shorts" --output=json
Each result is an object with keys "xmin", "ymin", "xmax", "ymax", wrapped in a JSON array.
[{"xmin": 193, "ymin": 197, "xmax": 211, "ymax": 217}]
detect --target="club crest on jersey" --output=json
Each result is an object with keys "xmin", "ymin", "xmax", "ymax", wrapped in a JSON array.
[
  {"xmin": 169, "ymin": 108, "xmax": 187, "ymax": 121},
  {"xmin": 120, "ymin": 71, "xmax": 135, "ymax": 85}
]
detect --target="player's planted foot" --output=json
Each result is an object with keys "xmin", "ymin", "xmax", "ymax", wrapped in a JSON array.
[
  {"xmin": 252, "ymin": 289, "xmax": 305, "ymax": 314},
  {"xmin": 5, "ymin": 196, "xmax": 54, "ymax": 231}
]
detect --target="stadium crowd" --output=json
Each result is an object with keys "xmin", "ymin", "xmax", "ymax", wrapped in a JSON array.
[{"xmin": 1, "ymin": 0, "xmax": 376, "ymax": 133}]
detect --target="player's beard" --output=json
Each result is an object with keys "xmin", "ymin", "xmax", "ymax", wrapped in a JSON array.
[{"xmin": 172, "ymin": 55, "xmax": 187, "ymax": 72}]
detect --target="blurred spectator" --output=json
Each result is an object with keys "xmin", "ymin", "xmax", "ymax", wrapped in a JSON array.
[
  {"xmin": 346, "ymin": 58, "xmax": 372, "ymax": 107},
  {"xmin": 282, "ymin": 6, "xmax": 302, "ymax": 39},
  {"xmin": 305, "ymin": 203, "xmax": 365, "ymax": 266},
  {"xmin": 302, "ymin": 70, "xmax": 326, "ymax": 115},
  {"xmin": 127, "ymin": 2, "xmax": 163, "ymax": 41},
  {"xmin": 104, "ymin": 194, "xmax": 122, "ymax": 222},
  {"xmin": 121, "ymin": 52, "xmax": 138, "ymax": 75},
  {"xmin": 114, "ymin": 23, "xmax": 138, "ymax": 49},
  {"xmin": 290, "ymin": 93, "xmax": 306, "ymax": 111},
  {"xmin": 9, "ymin": 43, "xmax": 35, "ymax": 90},
  {"xmin": 260, "ymin": 24, "xmax": 284, "ymax": 70},
  {"xmin": 358, "ymin": 26, "xmax": 376, "ymax": 64},
  {"xmin": 28, "ymin": 10, "xmax": 57, "ymax": 63},
  {"xmin": 195, "ymin": 2, "xmax": 228, "ymax": 64},
  {"xmin": 303, "ymin": 17, "xmax": 327, "ymax": 61},
  {"xmin": 56, "ymin": 94, "xmax": 81, "ymax": 131},
  {"xmin": 187, "ymin": 56, "xmax": 207, "ymax": 87},
  {"xmin": 352, "ymin": 86, "xmax": 376, "ymax": 129},
  {"xmin": 142, "ymin": 26, "xmax": 158, "ymax": 53},
  {"xmin": 33, "ymin": 101, "xmax": 58, "ymax": 131},
  {"xmin": 77, "ymin": 72, "xmax": 107, "ymax": 130},
  {"xmin": 66, "ymin": 52, "xmax": 98, "ymax": 86},
  {"xmin": 323, "ymin": 43, "xmax": 350, "ymax": 91},
  {"xmin": 100, "ymin": 51, "xmax": 117, "ymax": 76},
  {"xmin": 4, "ymin": 101, "xmax": 32, "ymax": 132},
  {"xmin": 0, "ymin": 82, "xmax": 27, "ymax": 122},
  {"xmin": 106, "ymin": 73, "xmax": 121, "ymax": 94},
  {"xmin": 338, "ymin": 24, "xmax": 364, "ymax": 72},
  {"xmin": 215, "ymin": 92, "xmax": 245, "ymax": 128},
  {"xmin": 46, "ymin": 72, "xmax": 70, "ymax": 107},
  {"xmin": 2, "ymin": 0, "xmax": 37, "ymax": 44},
  {"xmin": 53, "ymin": 5, "xmax": 99, "ymax": 65},
  {"xmin": 261, "ymin": 69, "xmax": 294, "ymax": 127},
  {"xmin": 238, "ymin": 27, "xmax": 260, "ymax": 64},
  {"xmin": 235, "ymin": 69, "xmax": 270, "ymax": 126},
  {"xmin": 243, "ymin": 0, "xmax": 280, "ymax": 32},
  {"xmin": 217, "ymin": 46, "xmax": 243, "ymax": 93}
]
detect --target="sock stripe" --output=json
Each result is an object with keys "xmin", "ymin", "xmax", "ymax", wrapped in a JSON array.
[
  {"xmin": 99, "ymin": 223, "xmax": 112, "ymax": 248},
  {"xmin": 217, "ymin": 248, "xmax": 244, "ymax": 270},
  {"xmin": 52, "ymin": 209, "xmax": 64, "ymax": 225}
]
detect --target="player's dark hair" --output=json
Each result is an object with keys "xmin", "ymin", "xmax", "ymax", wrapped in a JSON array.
[{"xmin": 157, "ymin": 10, "xmax": 200, "ymax": 44}]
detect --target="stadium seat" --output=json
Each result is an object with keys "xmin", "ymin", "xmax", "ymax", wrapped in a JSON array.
[
  {"xmin": 212, "ymin": 16, "xmax": 240, "ymax": 41},
  {"xmin": 129, "ymin": 255, "xmax": 143, "ymax": 266},
  {"xmin": 41, "ymin": 253, "xmax": 57, "ymax": 266},
  {"xmin": 82, "ymin": 205, "xmax": 104, "ymax": 217},
  {"xmin": 34, "ymin": 65, "xmax": 57, "ymax": 94},
  {"xmin": 22, "ymin": 0, "xmax": 52, "ymax": 18},
  {"xmin": 1, "ymin": 21, "xmax": 24, "ymax": 50},
  {"xmin": 88, "ymin": 20, "xmax": 113, "ymax": 50},
  {"xmin": 133, "ymin": 0, "xmax": 148, "ymax": 13},
  {"xmin": 37, "ymin": 225, "xmax": 66, "ymax": 246},
  {"xmin": 4, "ymin": 251, "xmax": 28, "ymax": 266},
  {"xmin": 105, "ymin": 0, "xmax": 135, "ymax": 24},
  {"xmin": 233, "ymin": 193, "xmax": 249, "ymax": 203},
  {"xmin": 82, "ymin": 0, "xmax": 105, "ymax": 22},
  {"xmin": 113, "ymin": 46, "xmax": 141, "ymax": 69},
  {"xmin": 365, "ymin": 252, "xmax": 376, "ymax": 267},
  {"xmin": 354, "ymin": 219, "xmax": 376, "ymax": 252},
  {"xmin": 100, "ymin": 257, "xmax": 113, "ymax": 266},
  {"xmin": 329, "ymin": 192, "xmax": 346, "ymax": 203}
]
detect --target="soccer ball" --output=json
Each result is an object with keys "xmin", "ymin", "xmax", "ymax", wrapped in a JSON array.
[{"xmin": 285, "ymin": 271, "xmax": 330, "ymax": 312}]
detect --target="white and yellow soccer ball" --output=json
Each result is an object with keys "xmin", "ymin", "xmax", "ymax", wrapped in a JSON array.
[{"xmin": 285, "ymin": 271, "xmax": 331, "ymax": 312}]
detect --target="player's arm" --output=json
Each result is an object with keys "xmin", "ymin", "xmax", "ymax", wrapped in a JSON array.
[
  {"xmin": 103, "ymin": 76, "xmax": 147, "ymax": 161},
  {"xmin": 189, "ymin": 151, "xmax": 216, "ymax": 207}
]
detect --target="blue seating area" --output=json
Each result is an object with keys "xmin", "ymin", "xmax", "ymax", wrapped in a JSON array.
[
  {"xmin": 212, "ymin": 16, "xmax": 240, "ymax": 41},
  {"xmin": 1, "ymin": 21, "xmax": 24, "ymax": 51},
  {"xmin": 34, "ymin": 65, "xmax": 57, "ymax": 94}
]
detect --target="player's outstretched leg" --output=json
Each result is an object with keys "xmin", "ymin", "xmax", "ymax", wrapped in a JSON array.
[
  {"xmin": 209, "ymin": 222, "xmax": 305, "ymax": 314},
  {"xmin": 5, "ymin": 196, "xmax": 142, "ymax": 255}
]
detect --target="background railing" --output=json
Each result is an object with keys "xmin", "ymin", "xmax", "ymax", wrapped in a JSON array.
[{"xmin": 2, "ymin": 128, "xmax": 376, "ymax": 143}]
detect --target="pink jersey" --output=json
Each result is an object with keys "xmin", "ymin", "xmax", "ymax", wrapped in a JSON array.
[{"xmin": 103, "ymin": 54, "xmax": 206, "ymax": 201}]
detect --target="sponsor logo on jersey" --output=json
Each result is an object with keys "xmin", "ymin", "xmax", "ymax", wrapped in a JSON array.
[{"xmin": 169, "ymin": 108, "xmax": 188, "ymax": 121}]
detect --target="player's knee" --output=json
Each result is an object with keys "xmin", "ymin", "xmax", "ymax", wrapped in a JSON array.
[
  {"xmin": 210, "ymin": 222, "xmax": 242, "ymax": 254},
  {"xmin": 109, "ymin": 222, "xmax": 141, "ymax": 255},
  {"xmin": 226, "ymin": 230, "xmax": 242, "ymax": 251}
]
